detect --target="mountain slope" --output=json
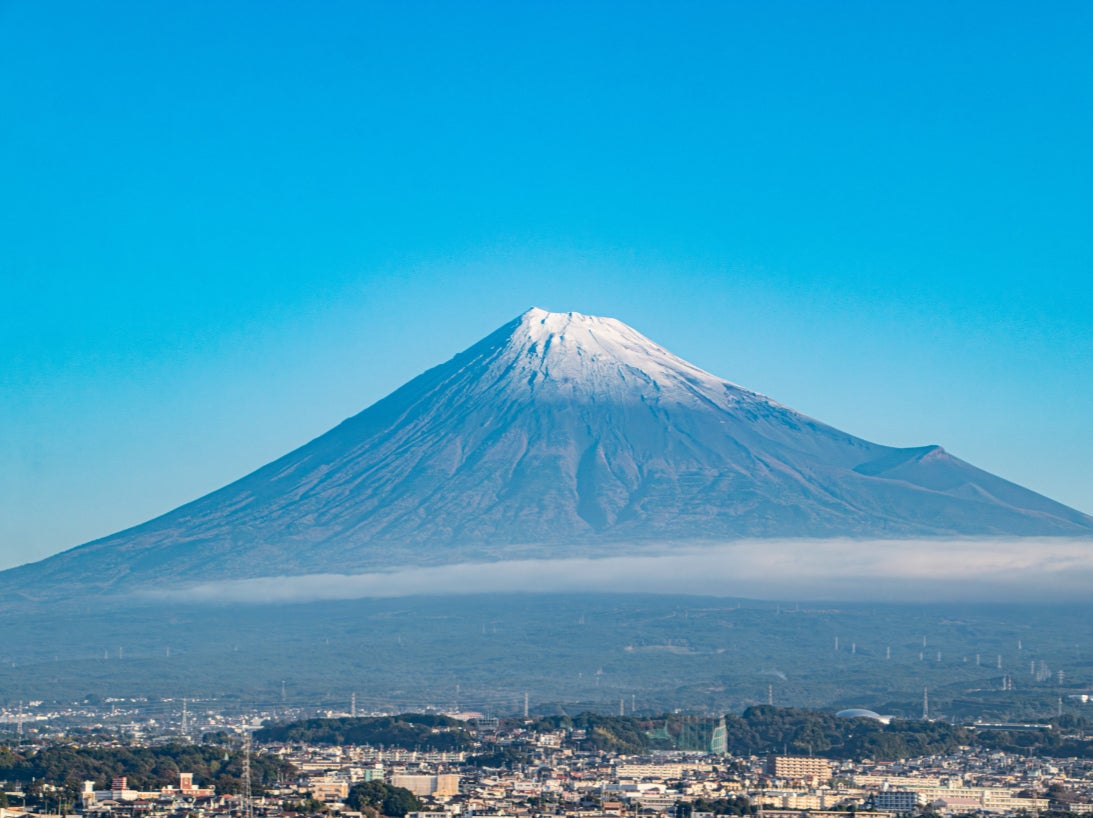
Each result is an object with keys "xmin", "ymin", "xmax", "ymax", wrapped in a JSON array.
[{"xmin": 6, "ymin": 308, "xmax": 1092, "ymax": 597}]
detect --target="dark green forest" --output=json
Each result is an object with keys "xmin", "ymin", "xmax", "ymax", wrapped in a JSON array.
[
  {"xmin": 345, "ymin": 781, "xmax": 424, "ymax": 817},
  {"xmin": 0, "ymin": 742, "xmax": 293, "ymax": 794},
  {"xmin": 253, "ymin": 713, "xmax": 472, "ymax": 750}
]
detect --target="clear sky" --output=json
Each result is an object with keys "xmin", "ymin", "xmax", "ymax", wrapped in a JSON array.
[{"xmin": 2, "ymin": 1, "xmax": 1091, "ymax": 571}]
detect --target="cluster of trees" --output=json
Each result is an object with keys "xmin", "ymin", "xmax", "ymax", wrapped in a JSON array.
[
  {"xmin": 344, "ymin": 781, "xmax": 423, "ymax": 817},
  {"xmin": 703, "ymin": 709, "xmax": 1093, "ymax": 761},
  {"xmin": 254, "ymin": 714, "xmax": 471, "ymax": 751},
  {"xmin": 682, "ymin": 796, "xmax": 757, "ymax": 816},
  {"xmin": 972, "ymin": 715, "xmax": 1093, "ymax": 758},
  {"xmin": 530, "ymin": 713, "xmax": 656, "ymax": 754},
  {"xmin": 465, "ymin": 746, "xmax": 530, "ymax": 768},
  {"xmin": 716, "ymin": 706, "xmax": 972, "ymax": 760},
  {"xmin": 0, "ymin": 742, "xmax": 293, "ymax": 795}
]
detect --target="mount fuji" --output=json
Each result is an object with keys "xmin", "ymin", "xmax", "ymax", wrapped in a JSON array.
[{"xmin": 6, "ymin": 307, "xmax": 1092, "ymax": 600}]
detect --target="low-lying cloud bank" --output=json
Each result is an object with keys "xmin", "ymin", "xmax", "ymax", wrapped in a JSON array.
[{"xmin": 144, "ymin": 538, "xmax": 1093, "ymax": 605}]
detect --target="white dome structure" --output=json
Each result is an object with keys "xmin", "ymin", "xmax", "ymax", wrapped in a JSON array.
[{"xmin": 836, "ymin": 708, "xmax": 891, "ymax": 724}]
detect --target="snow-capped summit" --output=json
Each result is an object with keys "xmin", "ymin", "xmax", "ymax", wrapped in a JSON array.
[
  {"xmin": 5, "ymin": 308, "xmax": 1092, "ymax": 598},
  {"xmin": 485, "ymin": 308, "xmax": 757, "ymax": 412},
  {"xmin": 460, "ymin": 307, "xmax": 751, "ymax": 405}
]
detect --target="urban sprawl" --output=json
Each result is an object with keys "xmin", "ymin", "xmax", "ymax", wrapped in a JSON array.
[{"xmin": 3, "ymin": 702, "xmax": 1093, "ymax": 818}]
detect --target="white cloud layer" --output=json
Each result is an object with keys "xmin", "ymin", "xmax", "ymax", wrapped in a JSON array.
[{"xmin": 145, "ymin": 538, "xmax": 1093, "ymax": 605}]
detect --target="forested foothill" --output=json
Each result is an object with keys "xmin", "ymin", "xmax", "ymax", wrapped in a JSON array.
[
  {"xmin": 252, "ymin": 713, "xmax": 472, "ymax": 750},
  {"xmin": 255, "ymin": 707, "xmax": 1093, "ymax": 761},
  {"xmin": 514, "ymin": 708, "xmax": 971, "ymax": 759},
  {"xmin": 0, "ymin": 741, "xmax": 293, "ymax": 802}
]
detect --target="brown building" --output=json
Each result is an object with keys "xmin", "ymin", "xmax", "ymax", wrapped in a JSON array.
[{"xmin": 766, "ymin": 756, "xmax": 833, "ymax": 781}]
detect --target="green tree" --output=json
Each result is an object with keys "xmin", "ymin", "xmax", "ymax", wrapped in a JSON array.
[{"xmin": 345, "ymin": 782, "xmax": 423, "ymax": 817}]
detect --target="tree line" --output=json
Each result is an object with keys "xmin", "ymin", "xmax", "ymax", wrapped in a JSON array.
[
  {"xmin": 254, "ymin": 713, "xmax": 471, "ymax": 751},
  {"xmin": 0, "ymin": 742, "xmax": 293, "ymax": 795}
]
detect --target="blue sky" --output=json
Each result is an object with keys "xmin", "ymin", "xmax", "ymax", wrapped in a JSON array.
[{"xmin": 2, "ymin": 1, "xmax": 1091, "ymax": 570}]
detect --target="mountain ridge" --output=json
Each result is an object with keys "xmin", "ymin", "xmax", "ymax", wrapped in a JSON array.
[{"xmin": 4, "ymin": 307, "xmax": 1091, "ymax": 600}]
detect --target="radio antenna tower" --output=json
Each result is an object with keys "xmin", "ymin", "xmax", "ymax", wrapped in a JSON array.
[
  {"xmin": 922, "ymin": 687, "xmax": 929, "ymax": 720},
  {"xmin": 241, "ymin": 729, "xmax": 254, "ymax": 818},
  {"xmin": 182, "ymin": 698, "xmax": 188, "ymax": 735},
  {"xmin": 351, "ymin": 692, "xmax": 356, "ymax": 718}
]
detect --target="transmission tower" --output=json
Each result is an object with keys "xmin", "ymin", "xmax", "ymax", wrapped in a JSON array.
[{"xmin": 242, "ymin": 729, "xmax": 254, "ymax": 818}]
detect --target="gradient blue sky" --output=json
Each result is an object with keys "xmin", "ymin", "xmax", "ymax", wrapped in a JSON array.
[{"xmin": 2, "ymin": 1, "xmax": 1091, "ymax": 571}]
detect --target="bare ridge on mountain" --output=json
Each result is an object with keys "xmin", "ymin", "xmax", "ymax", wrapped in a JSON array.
[{"xmin": 8, "ymin": 308, "xmax": 1093, "ymax": 595}]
